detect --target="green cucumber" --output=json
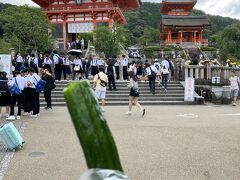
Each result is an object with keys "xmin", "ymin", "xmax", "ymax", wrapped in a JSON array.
[{"xmin": 64, "ymin": 80, "xmax": 123, "ymax": 172}]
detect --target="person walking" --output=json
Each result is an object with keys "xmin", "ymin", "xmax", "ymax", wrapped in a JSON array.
[
  {"xmin": 229, "ymin": 70, "xmax": 240, "ymax": 106},
  {"xmin": 93, "ymin": 66, "xmax": 108, "ymax": 112},
  {"xmin": 121, "ymin": 55, "xmax": 128, "ymax": 81},
  {"xmin": 6, "ymin": 71, "xmax": 26, "ymax": 120},
  {"xmin": 161, "ymin": 58, "xmax": 170, "ymax": 92},
  {"xmin": 40, "ymin": 68, "xmax": 55, "ymax": 110},
  {"xmin": 145, "ymin": 63, "xmax": 158, "ymax": 95},
  {"xmin": 125, "ymin": 72, "xmax": 145, "ymax": 116}
]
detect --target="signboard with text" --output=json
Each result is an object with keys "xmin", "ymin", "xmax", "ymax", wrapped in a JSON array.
[
  {"xmin": 184, "ymin": 77, "xmax": 195, "ymax": 102},
  {"xmin": 0, "ymin": 54, "xmax": 12, "ymax": 77}
]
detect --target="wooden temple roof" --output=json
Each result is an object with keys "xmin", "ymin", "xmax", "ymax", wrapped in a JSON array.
[
  {"xmin": 161, "ymin": 0, "xmax": 197, "ymax": 14},
  {"xmin": 32, "ymin": 0, "xmax": 141, "ymax": 9},
  {"xmin": 162, "ymin": 15, "xmax": 210, "ymax": 27}
]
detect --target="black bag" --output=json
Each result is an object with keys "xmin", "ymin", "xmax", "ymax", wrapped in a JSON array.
[
  {"xmin": 130, "ymin": 87, "xmax": 139, "ymax": 96},
  {"xmin": 98, "ymin": 74, "xmax": 107, "ymax": 87},
  {"xmin": 0, "ymin": 79, "xmax": 8, "ymax": 93},
  {"xmin": 149, "ymin": 67, "xmax": 156, "ymax": 77},
  {"xmin": 58, "ymin": 56, "xmax": 63, "ymax": 65}
]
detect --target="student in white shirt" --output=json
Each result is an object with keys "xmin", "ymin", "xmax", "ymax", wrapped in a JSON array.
[
  {"xmin": 145, "ymin": 62, "xmax": 158, "ymax": 95},
  {"xmin": 43, "ymin": 54, "xmax": 53, "ymax": 74},
  {"xmin": 6, "ymin": 71, "xmax": 26, "ymax": 121},
  {"xmin": 161, "ymin": 58, "xmax": 170, "ymax": 91},
  {"xmin": 230, "ymin": 70, "xmax": 240, "ymax": 106},
  {"xmin": 114, "ymin": 57, "xmax": 121, "ymax": 80},
  {"xmin": 121, "ymin": 55, "xmax": 128, "ymax": 81},
  {"xmin": 73, "ymin": 56, "xmax": 83, "ymax": 80},
  {"xmin": 14, "ymin": 52, "xmax": 24, "ymax": 72},
  {"xmin": 90, "ymin": 55, "xmax": 99, "ymax": 76},
  {"xmin": 63, "ymin": 55, "xmax": 72, "ymax": 80}
]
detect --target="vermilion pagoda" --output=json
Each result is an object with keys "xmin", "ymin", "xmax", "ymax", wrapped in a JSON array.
[
  {"xmin": 32, "ymin": 0, "xmax": 141, "ymax": 49},
  {"xmin": 160, "ymin": 0, "xmax": 210, "ymax": 45}
]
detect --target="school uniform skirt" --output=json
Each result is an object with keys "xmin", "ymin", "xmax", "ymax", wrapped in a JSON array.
[
  {"xmin": 0, "ymin": 91, "xmax": 11, "ymax": 106},
  {"xmin": 65, "ymin": 65, "xmax": 72, "ymax": 74},
  {"xmin": 91, "ymin": 66, "xmax": 98, "ymax": 76}
]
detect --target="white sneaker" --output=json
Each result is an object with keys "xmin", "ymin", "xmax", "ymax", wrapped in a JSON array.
[
  {"xmin": 6, "ymin": 116, "xmax": 15, "ymax": 121},
  {"xmin": 23, "ymin": 112, "xmax": 30, "ymax": 116},
  {"xmin": 30, "ymin": 114, "xmax": 38, "ymax": 118},
  {"xmin": 125, "ymin": 111, "xmax": 132, "ymax": 115},
  {"xmin": 37, "ymin": 113, "xmax": 40, "ymax": 117},
  {"xmin": 101, "ymin": 107, "xmax": 105, "ymax": 112},
  {"xmin": 16, "ymin": 116, "xmax": 21, "ymax": 120}
]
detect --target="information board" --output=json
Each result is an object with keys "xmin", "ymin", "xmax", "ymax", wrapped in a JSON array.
[
  {"xmin": 0, "ymin": 54, "xmax": 12, "ymax": 77},
  {"xmin": 184, "ymin": 77, "xmax": 195, "ymax": 102}
]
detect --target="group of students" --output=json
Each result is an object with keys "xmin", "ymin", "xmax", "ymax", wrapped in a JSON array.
[{"xmin": 0, "ymin": 67, "xmax": 55, "ymax": 121}]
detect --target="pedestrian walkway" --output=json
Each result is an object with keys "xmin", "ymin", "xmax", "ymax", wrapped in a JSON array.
[{"xmin": 1, "ymin": 104, "xmax": 240, "ymax": 180}]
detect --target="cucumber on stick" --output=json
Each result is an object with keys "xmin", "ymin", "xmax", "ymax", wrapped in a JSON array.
[{"xmin": 64, "ymin": 80, "xmax": 123, "ymax": 172}]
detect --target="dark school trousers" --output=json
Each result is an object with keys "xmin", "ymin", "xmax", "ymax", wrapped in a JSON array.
[
  {"xmin": 108, "ymin": 75, "xmax": 116, "ymax": 90},
  {"xmin": 10, "ymin": 94, "xmax": 22, "ymax": 116},
  {"xmin": 148, "ymin": 75, "xmax": 156, "ymax": 94},
  {"xmin": 123, "ymin": 66, "xmax": 128, "ymax": 80},
  {"xmin": 115, "ymin": 66, "xmax": 120, "ymax": 80},
  {"xmin": 23, "ymin": 87, "xmax": 32, "ymax": 113},
  {"xmin": 55, "ymin": 64, "xmax": 64, "ymax": 81},
  {"xmin": 44, "ymin": 89, "xmax": 52, "ymax": 108},
  {"xmin": 29, "ymin": 88, "xmax": 38, "ymax": 115},
  {"xmin": 162, "ymin": 74, "xmax": 169, "ymax": 90}
]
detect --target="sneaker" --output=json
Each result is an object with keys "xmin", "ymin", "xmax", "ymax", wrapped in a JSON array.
[
  {"xmin": 6, "ymin": 116, "xmax": 15, "ymax": 121},
  {"xmin": 101, "ymin": 107, "xmax": 105, "ymax": 112},
  {"xmin": 16, "ymin": 116, "xmax": 21, "ymax": 120},
  {"xmin": 141, "ymin": 109, "xmax": 146, "ymax": 117},
  {"xmin": 30, "ymin": 114, "xmax": 38, "ymax": 118},
  {"xmin": 23, "ymin": 112, "xmax": 30, "ymax": 116},
  {"xmin": 37, "ymin": 113, "xmax": 40, "ymax": 117},
  {"xmin": 164, "ymin": 88, "xmax": 167, "ymax": 92},
  {"xmin": 5, "ymin": 113, "xmax": 9, "ymax": 118},
  {"xmin": 125, "ymin": 111, "xmax": 132, "ymax": 115},
  {"xmin": 232, "ymin": 103, "xmax": 237, "ymax": 106},
  {"xmin": 44, "ymin": 107, "xmax": 52, "ymax": 110}
]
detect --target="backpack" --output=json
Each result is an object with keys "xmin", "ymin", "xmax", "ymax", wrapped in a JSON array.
[
  {"xmin": 58, "ymin": 56, "xmax": 63, "ymax": 65},
  {"xmin": 0, "ymin": 79, "xmax": 8, "ymax": 93}
]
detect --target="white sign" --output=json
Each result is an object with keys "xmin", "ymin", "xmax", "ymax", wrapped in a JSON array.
[
  {"xmin": 0, "ymin": 54, "xmax": 12, "ymax": 77},
  {"xmin": 184, "ymin": 77, "xmax": 195, "ymax": 102},
  {"xmin": 212, "ymin": 77, "xmax": 220, "ymax": 84},
  {"xmin": 68, "ymin": 22, "xmax": 94, "ymax": 33}
]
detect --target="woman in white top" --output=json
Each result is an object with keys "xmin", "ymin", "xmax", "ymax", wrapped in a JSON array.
[
  {"xmin": 14, "ymin": 52, "xmax": 24, "ymax": 72},
  {"xmin": 73, "ymin": 56, "xmax": 83, "ymax": 80},
  {"xmin": 126, "ymin": 71, "xmax": 145, "ymax": 116},
  {"xmin": 43, "ymin": 54, "xmax": 53, "ymax": 74},
  {"xmin": 63, "ymin": 55, "xmax": 72, "ymax": 80}
]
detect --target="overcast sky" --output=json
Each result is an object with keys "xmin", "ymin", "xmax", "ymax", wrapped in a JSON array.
[{"xmin": 1, "ymin": 0, "xmax": 240, "ymax": 19}]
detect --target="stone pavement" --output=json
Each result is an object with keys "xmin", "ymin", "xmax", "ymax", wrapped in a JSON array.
[{"xmin": 1, "ymin": 104, "xmax": 240, "ymax": 180}]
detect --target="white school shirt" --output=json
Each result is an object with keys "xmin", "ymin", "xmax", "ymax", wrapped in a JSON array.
[
  {"xmin": 91, "ymin": 59, "xmax": 98, "ymax": 66},
  {"xmin": 25, "ymin": 74, "xmax": 33, "ymax": 88},
  {"xmin": 44, "ymin": 58, "xmax": 52, "ymax": 65},
  {"xmin": 73, "ymin": 59, "xmax": 83, "ymax": 68},
  {"xmin": 8, "ymin": 75, "xmax": 26, "ymax": 90},
  {"xmin": 53, "ymin": 54, "xmax": 59, "ymax": 64},
  {"xmin": 97, "ymin": 60, "xmax": 105, "ymax": 66},
  {"xmin": 129, "ymin": 65, "xmax": 137, "ymax": 75},
  {"xmin": 161, "ymin": 60, "xmax": 170, "ymax": 70},
  {"xmin": 30, "ymin": 73, "xmax": 41, "ymax": 89},
  {"xmin": 114, "ymin": 59, "xmax": 120, "ymax": 66},
  {"xmin": 145, "ymin": 65, "xmax": 158, "ymax": 76},
  {"xmin": 121, "ymin": 58, "xmax": 128, "ymax": 66},
  {"xmin": 29, "ymin": 57, "xmax": 38, "ymax": 66},
  {"xmin": 230, "ymin": 76, "xmax": 240, "ymax": 90},
  {"xmin": 16, "ymin": 55, "xmax": 23, "ymax": 63},
  {"xmin": 64, "ymin": 58, "xmax": 71, "ymax": 66}
]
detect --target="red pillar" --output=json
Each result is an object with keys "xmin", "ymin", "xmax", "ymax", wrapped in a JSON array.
[{"xmin": 62, "ymin": 15, "xmax": 67, "ymax": 50}]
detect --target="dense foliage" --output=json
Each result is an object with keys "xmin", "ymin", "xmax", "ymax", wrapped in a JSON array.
[{"xmin": 0, "ymin": 3, "xmax": 53, "ymax": 54}]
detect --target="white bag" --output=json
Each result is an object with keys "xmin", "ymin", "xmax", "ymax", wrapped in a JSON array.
[{"xmin": 74, "ymin": 65, "xmax": 80, "ymax": 71}]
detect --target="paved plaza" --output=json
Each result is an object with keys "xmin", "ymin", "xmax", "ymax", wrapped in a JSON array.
[{"xmin": 1, "ymin": 104, "xmax": 240, "ymax": 180}]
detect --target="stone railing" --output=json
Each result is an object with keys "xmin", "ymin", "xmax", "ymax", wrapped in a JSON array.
[{"xmin": 183, "ymin": 65, "xmax": 240, "ymax": 84}]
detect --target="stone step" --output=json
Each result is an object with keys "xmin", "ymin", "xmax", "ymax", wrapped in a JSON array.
[
  {"xmin": 40, "ymin": 97, "xmax": 184, "ymax": 102},
  {"xmin": 40, "ymin": 93, "xmax": 185, "ymax": 98},
  {"xmin": 40, "ymin": 100, "xmax": 192, "ymax": 106},
  {"xmin": 55, "ymin": 81, "xmax": 181, "ymax": 85}
]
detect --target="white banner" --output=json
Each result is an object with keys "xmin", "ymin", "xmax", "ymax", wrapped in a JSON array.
[
  {"xmin": 184, "ymin": 77, "xmax": 195, "ymax": 102},
  {"xmin": 68, "ymin": 22, "xmax": 94, "ymax": 33},
  {"xmin": 0, "ymin": 54, "xmax": 12, "ymax": 77}
]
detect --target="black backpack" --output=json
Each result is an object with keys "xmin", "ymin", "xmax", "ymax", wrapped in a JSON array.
[
  {"xmin": 0, "ymin": 78, "xmax": 8, "ymax": 93},
  {"xmin": 58, "ymin": 56, "xmax": 63, "ymax": 65},
  {"xmin": 149, "ymin": 67, "xmax": 156, "ymax": 77}
]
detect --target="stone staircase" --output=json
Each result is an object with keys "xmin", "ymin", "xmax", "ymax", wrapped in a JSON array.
[{"xmin": 40, "ymin": 81, "xmax": 193, "ymax": 106}]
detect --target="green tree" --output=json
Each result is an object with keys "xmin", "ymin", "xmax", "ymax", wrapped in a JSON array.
[
  {"xmin": 0, "ymin": 5, "xmax": 53, "ymax": 54},
  {"xmin": 138, "ymin": 27, "xmax": 160, "ymax": 45},
  {"xmin": 218, "ymin": 22, "xmax": 240, "ymax": 61},
  {"xmin": 94, "ymin": 26, "xmax": 126, "ymax": 57}
]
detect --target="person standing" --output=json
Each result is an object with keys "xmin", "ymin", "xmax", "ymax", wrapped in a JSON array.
[
  {"xmin": 106, "ymin": 60, "xmax": 116, "ymax": 91},
  {"xmin": 6, "ymin": 71, "xmax": 26, "ymax": 120},
  {"xmin": 161, "ymin": 58, "xmax": 170, "ymax": 92},
  {"xmin": 73, "ymin": 56, "xmax": 83, "ymax": 80},
  {"xmin": 125, "ymin": 72, "xmax": 145, "ymax": 116},
  {"xmin": 14, "ymin": 52, "xmax": 24, "ymax": 72},
  {"xmin": 229, "ymin": 70, "xmax": 240, "ymax": 106},
  {"xmin": 53, "ymin": 50, "xmax": 63, "ymax": 81},
  {"xmin": 85, "ymin": 58, "xmax": 91, "ymax": 79},
  {"xmin": 90, "ymin": 55, "xmax": 99, "ymax": 77},
  {"xmin": 63, "ymin": 55, "xmax": 72, "ymax": 81},
  {"xmin": 40, "ymin": 68, "xmax": 55, "ymax": 110},
  {"xmin": 0, "ymin": 71, "xmax": 10, "ymax": 119},
  {"xmin": 29, "ymin": 68, "xmax": 41, "ymax": 117},
  {"xmin": 114, "ymin": 57, "xmax": 120, "ymax": 81},
  {"xmin": 121, "ymin": 55, "xmax": 128, "ymax": 81},
  {"xmin": 93, "ymin": 66, "xmax": 108, "ymax": 112},
  {"xmin": 29, "ymin": 54, "xmax": 39, "ymax": 74},
  {"xmin": 145, "ymin": 63, "xmax": 158, "ymax": 95},
  {"xmin": 81, "ymin": 38, "xmax": 85, "ymax": 50},
  {"xmin": 43, "ymin": 54, "xmax": 53, "ymax": 74}
]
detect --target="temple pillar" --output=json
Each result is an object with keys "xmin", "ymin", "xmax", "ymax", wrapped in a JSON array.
[
  {"xmin": 198, "ymin": 30, "xmax": 201, "ymax": 42},
  {"xmin": 62, "ymin": 14, "xmax": 67, "ymax": 50},
  {"xmin": 194, "ymin": 31, "xmax": 197, "ymax": 44},
  {"xmin": 167, "ymin": 29, "xmax": 171, "ymax": 42},
  {"xmin": 180, "ymin": 31, "xmax": 183, "ymax": 44}
]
